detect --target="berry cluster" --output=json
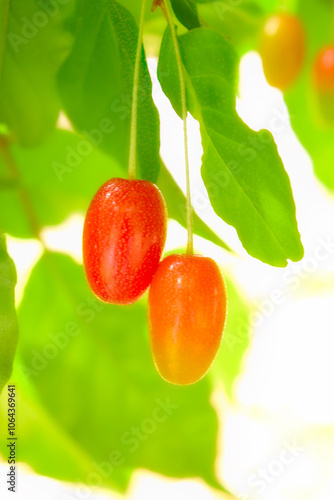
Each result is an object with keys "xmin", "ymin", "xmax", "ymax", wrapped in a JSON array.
[
  {"xmin": 83, "ymin": 178, "xmax": 227, "ymax": 386},
  {"xmin": 259, "ymin": 13, "xmax": 334, "ymax": 122},
  {"xmin": 82, "ymin": 0, "xmax": 228, "ymax": 387}
]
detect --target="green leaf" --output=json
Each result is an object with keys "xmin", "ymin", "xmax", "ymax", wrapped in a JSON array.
[
  {"xmin": 0, "ymin": 130, "xmax": 124, "ymax": 238},
  {"xmin": 0, "ymin": 0, "xmax": 73, "ymax": 145},
  {"xmin": 116, "ymin": 0, "xmax": 167, "ymax": 58},
  {"xmin": 158, "ymin": 27, "xmax": 304, "ymax": 267},
  {"xmin": 212, "ymin": 274, "xmax": 250, "ymax": 398},
  {"xmin": 58, "ymin": 0, "xmax": 161, "ymax": 183},
  {"xmin": 0, "ymin": 233, "xmax": 18, "ymax": 394},
  {"xmin": 284, "ymin": 0, "xmax": 334, "ymax": 190},
  {"xmin": 2, "ymin": 251, "xmax": 224, "ymax": 491},
  {"xmin": 196, "ymin": 1, "xmax": 265, "ymax": 52},
  {"xmin": 171, "ymin": 0, "xmax": 201, "ymax": 30}
]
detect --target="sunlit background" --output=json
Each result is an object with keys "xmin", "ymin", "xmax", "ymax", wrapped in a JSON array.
[{"xmin": 2, "ymin": 51, "xmax": 334, "ymax": 500}]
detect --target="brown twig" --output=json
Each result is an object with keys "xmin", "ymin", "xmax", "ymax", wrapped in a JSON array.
[{"xmin": 0, "ymin": 135, "xmax": 42, "ymax": 241}]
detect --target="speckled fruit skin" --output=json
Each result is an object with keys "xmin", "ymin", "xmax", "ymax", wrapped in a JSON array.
[
  {"xmin": 148, "ymin": 254, "xmax": 227, "ymax": 385},
  {"xmin": 259, "ymin": 14, "xmax": 305, "ymax": 90},
  {"xmin": 83, "ymin": 178, "xmax": 167, "ymax": 305},
  {"xmin": 313, "ymin": 46, "xmax": 334, "ymax": 92}
]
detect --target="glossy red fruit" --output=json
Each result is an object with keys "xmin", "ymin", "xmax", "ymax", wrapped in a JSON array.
[
  {"xmin": 148, "ymin": 254, "xmax": 227, "ymax": 385},
  {"xmin": 83, "ymin": 178, "xmax": 167, "ymax": 305},
  {"xmin": 313, "ymin": 45, "xmax": 334, "ymax": 92},
  {"xmin": 259, "ymin": 14, "xmax": 305, "ymax": 90}
]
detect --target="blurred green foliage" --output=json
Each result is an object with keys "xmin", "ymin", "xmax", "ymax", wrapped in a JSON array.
[
  {"xmin": 0, "ymin": 131, "xmax": 124, "ymax": 237},
  {"xmin": 1, "ymin": 0, "xmax": 331, "ymax": 494},
  {"xmin": 0, "ymin": 0, "xmax": 73, "ymax": 145},
  {"xmin": 0, "ymin": 234, "xmax": 18, "ymax": 393},
  {"xmin": 0, "ymin": 251, "xmax": 224, "ymax": 491},
  {"xmin": 170, "ymin": 0, "xmax": 201, "ymax": 29},
  {"xmin": 214, "ymin": 275, "xmax": 251, "ymax": 398},
  {"xmin": 285, "ymin": 0, "xmax": 334, "ymax": 189},
  {"xmin": 58, "ymin": 0, "xmax": 161, "ymax": 183}
]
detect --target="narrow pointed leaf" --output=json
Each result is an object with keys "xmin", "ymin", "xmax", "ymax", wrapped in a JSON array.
[{"xmin": 58, "ymin": 0, "xmax": 160, "ymax": 182}]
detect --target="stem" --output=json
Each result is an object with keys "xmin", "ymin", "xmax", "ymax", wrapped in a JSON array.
[
  {"xmin": 128, "ymin": 0, "xmax": 148, "ymax": 180},
  {"xmin": 0, "ymin": 136, "xmax": 45, "ymax": 245},
  {"xmin": 163, "ymin": 0, "xmax": 193, "ymax": 255}
]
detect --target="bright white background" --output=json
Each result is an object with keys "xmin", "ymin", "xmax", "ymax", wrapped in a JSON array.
[{"xmin": 2, "ymin": 52, "xmax": 334, "ymax": 499}]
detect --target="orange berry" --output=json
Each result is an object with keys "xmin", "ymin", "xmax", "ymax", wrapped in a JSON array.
[
  {"xmin": 259, "ymin": 14, "xmax": 305, "ymax": 90},
  {"xmin": 148, "ymin": 254, "xmax": 227, "ymax": 385},
  {"xmin": 313, "ymin": 45, "xmax": 334, "ymax": 92}
]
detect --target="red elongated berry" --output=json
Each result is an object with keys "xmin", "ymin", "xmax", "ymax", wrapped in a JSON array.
[
  {"xmin": 83, "ymin": 178, "xmax": 167, "ymax": 305},
  {"xmin": 259, "ymin": 14, "xmax": 305, "ymax": 90},
  {"xmin": 313, "ymin": 45, "xmax": 334, "ymax": 123},
  {"xmin": 148, "ymin": 254, "xmax": 227, "ymax": 385},
  {"xmin": 313, "ymin": 45, "xmax": 334, "ymax": 92}
]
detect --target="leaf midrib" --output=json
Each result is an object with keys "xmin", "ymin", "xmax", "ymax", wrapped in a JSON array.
[
  {"xmin": 191, "ymin": 84, "xmax": 292, "ymax": 260},
  {"xmin": 176, "ymin": 32, "xmax": 299, "ymax": 260}
]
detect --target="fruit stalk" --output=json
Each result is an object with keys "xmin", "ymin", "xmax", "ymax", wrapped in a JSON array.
[
  {"xmin": 163, "ymin": 0, "xmax": 193, "ymax": 255},
  {"xmin": 128, "ymin": 0, "xmax": 148, "ymax": 180}
]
